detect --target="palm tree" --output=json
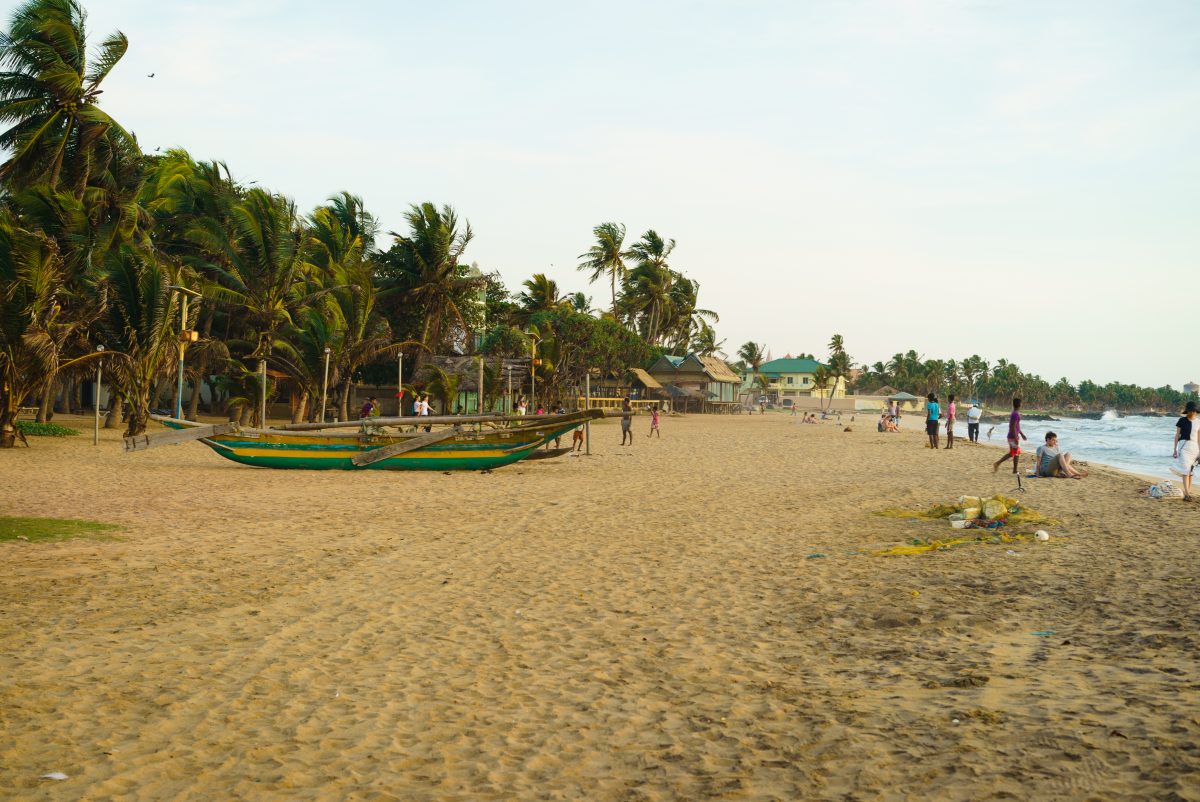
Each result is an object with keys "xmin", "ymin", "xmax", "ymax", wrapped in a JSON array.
[
  {"xmin": 660, "ymin": 276, "xmax": 717, "ymax": 353},
  {"xmin": 0, "ymin": 0, "xmax": 137, "ymax": 192},
  {"xmin": 0, "ymin": 214, "xmax": 66, "ymax": 446},
  {"xmin": 202, "ymin": 189, "xmax": 320, "ymax": 408},
  {"xmin": 577, "ymin": 222, "xmax": 628, "ymax": 316},
  {"xmin": 95, "ymin": 247, "xmax": 181, "ymax": 437},
  {"xmin": 624, "ymin": 230, "xmax": 675, "ymax": 343},
  {"xmin": 690, "ymin": 321, "xmax": 725, "ymax": 357},
  {"xmin": 737, "ymin": 341, "xmax": 766, "ymax": 391},
  {"xmin": 517, "ymin": 273, "xmax": 566, "ymax": 320},
  {"xmin": 387, "ymin": 202, "xmax": 476, "ymax": 368},
  {"xmin": 566, "ymin": 291, "xmax": 593, "ymax": 315},
  {"xmin": 420, "ymin": 364, "xmax": 461, "ymax": 415}
]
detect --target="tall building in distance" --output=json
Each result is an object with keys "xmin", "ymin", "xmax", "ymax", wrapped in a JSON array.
[{"xmin": 1185, "ymin": 380, "xmax": 1199, "ymax": 397}]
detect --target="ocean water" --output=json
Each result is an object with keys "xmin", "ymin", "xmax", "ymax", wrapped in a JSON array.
[{"xmin": 967, "ymin": 412, "xmax": 1182, "ymax": 479}]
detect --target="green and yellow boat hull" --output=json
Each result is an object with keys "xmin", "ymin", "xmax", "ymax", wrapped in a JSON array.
[{"xmin": 160, "ymin": 412, "xmax": 596, "ymax": 471}]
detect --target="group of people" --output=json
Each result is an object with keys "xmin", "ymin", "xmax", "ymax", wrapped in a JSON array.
[
  {"xmin": 922, "ymin": 393, "xmax": 982, "ymax": 449},
  {"xmin": 619, "ymin": 397, "xmax": 661, "ymax": 445}
]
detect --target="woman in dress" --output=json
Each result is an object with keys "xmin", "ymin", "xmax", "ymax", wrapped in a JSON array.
[{"xmin": 1171, "ymin": 400, "xmax": 1199, "ymax": 501}]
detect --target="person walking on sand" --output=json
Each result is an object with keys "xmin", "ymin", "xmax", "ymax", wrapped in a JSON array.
[
  {"xmin": 967, "ymin": 403, "xmax": 982, "ymax": 443},
  {"xmin": 944, "ymin": 394, "xmax": 957, "ymax": 449},
  {"xmin": 420, "ymin": 394, "xmax": 432, "ymax": 432},
  {"xmin": 648, "ymin": 405, "xmax": 661, "ymax": 438},
  {"xmin": 925, "ymin": 393, "xmax": 941, "ymax": 450},
  {"xmin": 620, "ymin": 396, "xmax": 634, "ymax": 445},
  {"xmin": 993, "ymin": 398, "xmax": 1028, "ymax": 474},
  {"xmin": 1171, "ymin": 400, "xmax": 1199, "ymax": 501}
]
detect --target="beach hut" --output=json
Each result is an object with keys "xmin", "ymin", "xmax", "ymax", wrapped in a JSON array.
[{"xmin": 886, "ymin": 391, "xmax": 922, "ymax": 415}]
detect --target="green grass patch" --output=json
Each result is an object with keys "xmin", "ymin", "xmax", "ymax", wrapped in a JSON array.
[
  {"xmin": 16, "ymin": 421, "xmax": 80, "ymax": 437},
  {"xmin": 0, "ymin": 516, "xmax": 122, "ymax": 543}
]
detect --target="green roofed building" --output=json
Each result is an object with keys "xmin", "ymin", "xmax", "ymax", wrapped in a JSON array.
[{"xmin": 748, "ymin": 357, "xmax": 847, "ymax": 403}]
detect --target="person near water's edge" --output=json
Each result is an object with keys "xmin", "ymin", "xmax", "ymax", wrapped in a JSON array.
[
  {"xmin": 967, "ymin": 403, "xmax": 982, "ymax": 443},
  {"xmin": 1036, "ymin": 432, "xmax": 1088, "ymax": 479},
  {"xmin": 1172, "ymin": 400, "xmax": 1200, "ymax": 502},
  {"xmin": 944, "ymin": 394, "xmax": 956, "ymax": 449},
  {"xmin": 993, "ymin": 398, "xmax": 1027, "ymax": 474}
]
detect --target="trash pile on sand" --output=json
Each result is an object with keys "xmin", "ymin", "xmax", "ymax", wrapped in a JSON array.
[{"xmin": 871, "ymin": 496, "xmax": 1060, "ymax": 556}]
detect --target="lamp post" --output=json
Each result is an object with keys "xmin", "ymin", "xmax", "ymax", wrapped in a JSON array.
[
  {"xmin": 93, "ymin": 345, "xmax": 104, "ymax": 445},
  {"xmin": 321, "ymin": 346, "xmax": 332, "ymax": 424},
  {"xmin": 166, "ymin": 284, "xmax": 201, "ymax": 420},
  {"xmin": 525, "ymin": 328, "xmax": 542, "ymax": 412},
  {"xmin": 506, "ymin": 365, "xmax": 513, "ymax": 414}
]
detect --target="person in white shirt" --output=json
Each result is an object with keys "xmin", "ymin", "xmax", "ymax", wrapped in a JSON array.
[{"xmin": 966, "ymin": 403, "xmax": 982, "ymax": 443}]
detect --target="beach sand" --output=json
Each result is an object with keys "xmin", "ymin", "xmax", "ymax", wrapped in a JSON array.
[{"xmin": 2, "ymin": 413, "xmax": 1198, "ymax": 801}]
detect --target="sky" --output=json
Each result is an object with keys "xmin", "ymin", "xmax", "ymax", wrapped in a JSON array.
[{"xmin": 41, "ymin": 0, "xmax": 1200, "ymax": 388}]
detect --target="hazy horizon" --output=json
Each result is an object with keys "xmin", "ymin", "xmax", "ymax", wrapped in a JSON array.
[{"xmin": 60, "ymin": 0, "xmax": 1200, "ymax": 388}]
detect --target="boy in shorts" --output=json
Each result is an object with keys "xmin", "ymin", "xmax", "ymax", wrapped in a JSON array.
[{"xmin": 993, "ymin": 398, "xmax": 1028, "ymax": 474}]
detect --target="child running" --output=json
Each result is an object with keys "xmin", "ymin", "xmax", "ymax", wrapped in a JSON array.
[{"xmin": 993, "ymin": 397, "xmax": 1028, "ymax": 474}]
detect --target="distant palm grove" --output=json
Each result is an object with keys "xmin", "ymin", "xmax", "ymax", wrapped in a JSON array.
[
  {"xmin": 2, "ymin": 2, "xmax": 1189, "ymax": 450},
  {"xmin": 0, "ymin": 0, "xmax": 722, "ymax": 447}
]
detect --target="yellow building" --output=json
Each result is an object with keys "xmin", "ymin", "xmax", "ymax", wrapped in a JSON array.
[{"xmin": 752, "ymin": 357, "xmax": 847, "ymax": 402}]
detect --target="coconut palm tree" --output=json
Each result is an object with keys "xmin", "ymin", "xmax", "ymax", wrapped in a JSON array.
[
  {"xmin": 577, "ymin": 222, "xmax": 629, "ymax": 316},
  {"xmin": 0, "ymin": 214, "xmax": 65, "ymax": 446},
  {"xmin": 420, "ymin": 364, "xmax": 461, "ymax": 415},
  {"xmin": 517, "ymin": 273, "xmax": 566, "ymax": 321},
  {"xmin": 0, "ymin": 0, "xmax": 137, "ymax": 192},
  {"xmin": 737, "ymin": 341, "xmax": 766, "ymax": 390},
  {"xmin": 387, "ymin": 202, "xmax": 476, "ymax": 368},
  {"xmin": 690, "ymin": 321, "xmax": 725, "ymax": 357},
  {"xmin": 624, "ymin": 230, "xmax": 675, "ymax": 343},
  {"xmin": 566, "ymin": 291, "xmax": 593, "ymax": 315},
  {"xmin": 95, "ymin": 246, "xmax": 181, "ymax": 436}
]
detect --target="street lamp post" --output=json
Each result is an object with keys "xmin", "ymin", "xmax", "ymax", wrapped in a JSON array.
[
  {"xmin": 166, "ymin": 284, "xmax": 201, "ymax": 420},
  {"xmin": 397, "ymin": 352, "xmax": 404, "ymax": 416},
  {"xmin": 506, "ymin": 365, "xmax": 513, "ymax": 414},
  {"xmin": 525, "ymin": 329, "xmax": 542, "ymax": 412},
  {"xmin": 93, "ymin": 345, "xmax": 104, "ymax": 446},
  {"xmin": 321, "ymin": 346, "xmax": 332, "ymax": 424}
]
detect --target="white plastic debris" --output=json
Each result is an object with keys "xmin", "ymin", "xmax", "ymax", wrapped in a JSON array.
[{"xmin": 40, "ymin": 772, "xmax": 68, "ymax": 781}]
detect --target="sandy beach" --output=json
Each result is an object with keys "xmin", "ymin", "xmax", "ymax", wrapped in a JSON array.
[{"xmin": 2, "ymin": 413, "xmax": 1198, "ymax": 801}]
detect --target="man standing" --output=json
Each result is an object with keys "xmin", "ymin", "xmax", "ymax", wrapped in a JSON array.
[
  {"xmin": 925, "ymin": 393, "xmax": 941, "ymax": 450},
  {"xmin": 966, "ymin": 403, "xmax": 982, "ymax": 443},
  {"xmin": 944, "ymin": 393, "xmax": 957, "ymax": 449},
  {"xmin": 993, "ymin": 398, "xmax": 1028, "ymax": 474},
  {"xmin": 620, "ymin": 396, "xmax": 634, "ymax": 445}
]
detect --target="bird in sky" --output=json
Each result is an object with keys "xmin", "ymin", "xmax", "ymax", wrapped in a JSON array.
[{"xmin": 147, "ymin": 73, "xmax": 155, "ymax": 78}]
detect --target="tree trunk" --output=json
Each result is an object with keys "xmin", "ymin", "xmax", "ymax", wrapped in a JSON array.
[
  {"xmin": 123, "ymin": 390, "xmax": 151, "ymax": 438},
  {"xmin": 37, "ymin": 378, "xmax": 55, "ymax": 422},
  {"xmin": 72, "ymin": 378, "xmax": 84, "ymax": 414},
  {"xmin": 0, "ymin": 411, "xmax": 16, "ymax": 448},
  {"xmin": 339, "ymin": 381, "xmax": 351, "ymax": 422},
  {"xmin": 105, "ymin": 395, "xmax": 124, "ymax": 429},
  {"xmin": 291, "ymin": 391, "xmax": 308, "ymax": 424},
  {"xmin": 186, "ymin": 377, "xmax": 202, "ymax": 421},
  {"xmin": 54, "ymin": 377, "xmax": 71, "ymax": 414}
]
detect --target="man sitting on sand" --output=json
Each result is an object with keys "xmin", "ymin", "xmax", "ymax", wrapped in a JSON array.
[{"xmin": 1035, "ymin": 432, "xmax": 1088, "ymax": 479}]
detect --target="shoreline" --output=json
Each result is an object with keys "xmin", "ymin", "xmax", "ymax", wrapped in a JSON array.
[{"xmin": 3, "ymin": 413, "xmax": 1197, "ymax": 799}]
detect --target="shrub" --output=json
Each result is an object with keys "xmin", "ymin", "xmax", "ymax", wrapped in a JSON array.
[{"xmin": 16, "ymin": 421, "xmax": 80, "ymax": 437}]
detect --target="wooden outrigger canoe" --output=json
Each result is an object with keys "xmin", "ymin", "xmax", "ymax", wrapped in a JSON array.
[{"xmin": 143, "ymin": 410, "xmax": 603, "ymax": 471}]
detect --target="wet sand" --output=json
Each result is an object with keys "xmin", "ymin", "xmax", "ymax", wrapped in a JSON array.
[{"xmin": 2, "ymin": 413, "xmax": 1198, "ymax": 801}]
